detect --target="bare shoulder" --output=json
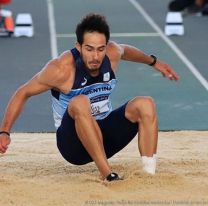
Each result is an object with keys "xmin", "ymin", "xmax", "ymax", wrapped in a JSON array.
[
  {"xmin": 106, "ymin": 41, "xmax": 124, "ymax": 70},
  {"xmin": 106, "ymin": 41, "xmax": 124, "ymax": 58},
  {"xmin": 38, "ymin": 51, "xmax": 75, "ymax": 89}
]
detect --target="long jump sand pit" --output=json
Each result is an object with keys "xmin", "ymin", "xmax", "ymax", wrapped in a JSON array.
[{"xmin": 1, "ymin": 131, "xmax": 208, "ymax": 206}]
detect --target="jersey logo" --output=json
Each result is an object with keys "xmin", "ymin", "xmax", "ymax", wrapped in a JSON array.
[
  {"xmin": 81, "ymin": 77, "xmax": 87, "ymax": 86},
  {"xmin": 103, "ymin": 72, "xmax": 110, "ymax": 82}
]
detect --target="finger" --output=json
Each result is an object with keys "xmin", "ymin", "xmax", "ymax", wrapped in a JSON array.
[
  {"xmin": 166, "ymin": 71, "xmax": 179, "ymax": 81},
  {"xmin": 163, "ymin": 64, "xmax": 179, "ymax": 80},
  {"xmin": 167, "ymin": 74, "xmax": 174, "ymax": 80},
  {"xmin": 163, "ymin": 72, "xmax": 172, "ymax": 79},
  {"xmin": 2, "ymin": 144, "xmax": 8, "ymax": 150},
  {"xmin": 0, "ymin": 149, "xmax": 6, "ymax": 154},
  {"xmin": 0, "ymin": 143, "xmax": 3, "ymax": 153},
  {"xmin": 0, "ymin": 142, "xmax": 8, "ymax": 153},
  {"xmin": 167, "ymin": 75, "xmax": 172, "ymax": 80},
  {"xmin": 0, "ymin": 146, "xmax": 6, "ymax": 154},
  {"xmin": 171, "ymin": 72, "xmax": 180, "ymax": 80},
  {"xmin": 168, "ymin": 69, "xmax": 180, "ymax": 80}
]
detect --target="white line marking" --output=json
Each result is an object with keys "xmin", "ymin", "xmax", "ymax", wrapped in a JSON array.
[
  {"xmin": 56, "ymin": 32, "xmax": 160, "ymax": 38},
  {"xmin": 128, "ymin": 0, "xmax": 208, "ymax": 91},
  {"xmin": 46, "ymin": 0, "xmax": 58, "ymax": 58}
]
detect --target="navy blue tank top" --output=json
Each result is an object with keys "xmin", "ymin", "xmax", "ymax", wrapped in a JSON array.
[{"xmin": 51, "ymin": 48, "xmax": 117, "ymax": 129}]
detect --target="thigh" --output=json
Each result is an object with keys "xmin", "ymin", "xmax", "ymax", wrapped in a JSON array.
[
  {"xmin": 98, "ymin": 102, "xmax": 138, "ymax": 159},
  {"xmin": 56, "ymin": 111, "xmax": 93, "ymax": 165}
]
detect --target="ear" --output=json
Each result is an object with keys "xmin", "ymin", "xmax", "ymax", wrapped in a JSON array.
[{"xmin": 75, "ymin": 42, "xmax": 81, "ymax": 52}]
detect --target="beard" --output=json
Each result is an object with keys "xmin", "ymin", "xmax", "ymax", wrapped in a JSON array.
[
  {"xmin": 81, "ymin": 54, "xmax": 101, "ymax": 76},
  {"xmin": 86, "ymin": 66, "xmax": 100, "ymax": 76},
  {"xmin": 88, "ymin": 60, "xmax": 101, "ymax": 71}
]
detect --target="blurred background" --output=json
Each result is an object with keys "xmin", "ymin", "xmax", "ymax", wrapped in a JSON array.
[{"xmin": 0, "ymin": 0, "xmax": 208, "ymax": 132}]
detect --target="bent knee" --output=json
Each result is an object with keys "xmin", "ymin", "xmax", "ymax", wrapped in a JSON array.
[
  {"xmin": 126, "ymin": 96, "xmax": 157, "ymax": 122},
  {"xmin": 68, "ymin": 95, "xmax": 91, "ymax": 118},
  {"xmin": 139, "ymin": 96, "xmax": 155, "ymax": 107},
  {"xmin": 138, "ymin": 96, "xmax": 157, "ymax": 119}
]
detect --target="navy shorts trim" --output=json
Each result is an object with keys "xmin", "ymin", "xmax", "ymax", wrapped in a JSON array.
[{"xmin": 56, "ymin": 102, "xmax": 138, "ymax": 165}]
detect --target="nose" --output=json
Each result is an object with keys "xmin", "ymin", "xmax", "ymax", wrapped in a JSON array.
[{"xmin": 92, "ymin": 51, "xmax": 99, "ymax": 60}]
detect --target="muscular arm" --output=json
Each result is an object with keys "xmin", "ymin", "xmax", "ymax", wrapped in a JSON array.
[
  {"xmin": 0, "ymin": 73, "xmax": 52, "ymax": 153},
  {"xmin": 107, "ymin": 41, "xmax": 179, "ymax": 81},
  {"xmin": 0, "ymin": 52, "xmax": 73, "ymax": 153},
  {"xmin": 120, "ymin": 44, "xmax": 156, "ymax": 65},
  {"xmin": 0, "ymin": 73, "xmax": 51, "ymax": 133}
]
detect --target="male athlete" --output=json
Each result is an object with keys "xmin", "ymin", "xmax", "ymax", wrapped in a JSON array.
[{"xmin": 0, "ymin": 13, "xmax": 179, "ymax": 181}]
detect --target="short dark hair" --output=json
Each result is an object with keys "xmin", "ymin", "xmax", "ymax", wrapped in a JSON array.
[{"xmin": 76, "ymin": 13, "xmax": 110, "ymax": 45}]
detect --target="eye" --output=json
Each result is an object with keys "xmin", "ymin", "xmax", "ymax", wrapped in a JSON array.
[
  {"xmin": 86, "ymin": 47, "xmax": 93, "ymax": 51},
  {"xmin": 98, "ymin": 47, "xmax": 105, "ymax": 52}
]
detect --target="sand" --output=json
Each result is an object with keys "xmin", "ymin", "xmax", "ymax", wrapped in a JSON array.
[{"xmin": 0, "ymin": 131, "xmax": 208, "ymax": 206}]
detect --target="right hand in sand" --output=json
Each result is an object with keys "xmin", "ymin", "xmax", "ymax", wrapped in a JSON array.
[{"xmin": 0, "ymin": 133, "xmax": 11, "ymax": 154}]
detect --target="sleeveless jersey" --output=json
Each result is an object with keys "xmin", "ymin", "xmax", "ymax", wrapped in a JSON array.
[{"xmin": 51, "ymin": 48, "xmax": 117, "ymax": 129}]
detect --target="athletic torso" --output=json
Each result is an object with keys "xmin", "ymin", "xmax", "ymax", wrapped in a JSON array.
[{"xmin": 51, "ymin": 48, "xmax": 117, "ymax": 129}]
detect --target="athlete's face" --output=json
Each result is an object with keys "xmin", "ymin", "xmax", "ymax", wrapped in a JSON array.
[{"xmin": 76, "ymin": 32, "xmax": 107, "ymax": 76}]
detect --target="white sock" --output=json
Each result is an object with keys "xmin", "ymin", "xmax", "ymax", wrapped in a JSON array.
[{"xmin": 141, "ymin": 154, "xmax": 157, "ymax": 175}]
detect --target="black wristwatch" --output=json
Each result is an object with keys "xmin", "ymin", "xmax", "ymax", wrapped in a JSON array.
[{"xmin": 149, "ymin": 55, "xmax": 157, "ymax": 66}]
